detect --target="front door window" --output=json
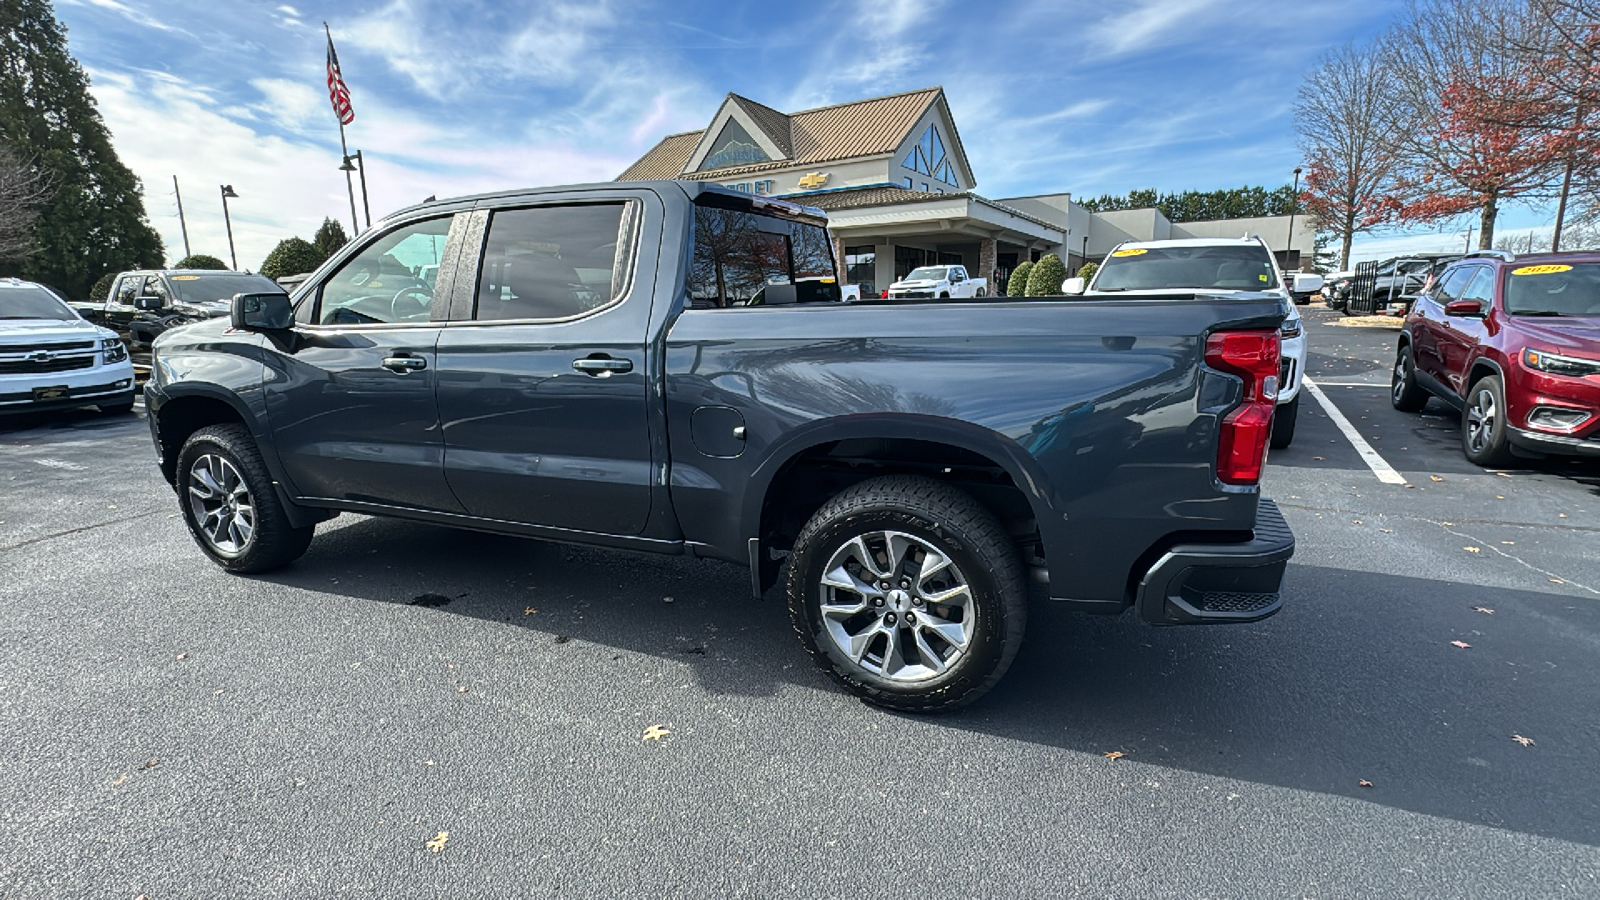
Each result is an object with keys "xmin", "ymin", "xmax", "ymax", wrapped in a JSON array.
[{"xmin": 311, "ymin": 217, "xmax": 453, "ymax": 326}]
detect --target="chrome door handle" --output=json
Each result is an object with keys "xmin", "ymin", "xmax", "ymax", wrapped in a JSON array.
[
  {"xmin": 382, "ymin": 355, "xmax": 427, "ymax": 373},
  {"xmin": 572, "ymin": 356, "xmax": 633, "ymax": 375}
]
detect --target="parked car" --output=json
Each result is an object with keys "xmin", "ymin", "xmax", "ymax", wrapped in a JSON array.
[
  {"xmin": 145, "ymin": 180, "xmax": 1295, "ymax": 713},
  {"xmin": 1372, "ymin": 254, "xmax": 1462, "ymax": 310},
  {"xmin": 1392, "ymin": 249, "xmax": 1600, "ymax": 465},
  {"xmin": 886, "ymin": 264, "xmax": 987, "ymax": 299},
  {"xmin": 1065, "ymin": 236, "xmax": 1316, "ymax": 449},
  {"xmin": 0, "ymin": 277, "xmax": 136, "ymax": 415},
  {"xmin": 88, "ymin": 269, "xmax": 284, "ymax": 347},
  {"xmin": 1323, "ymin": 270, "xmax": 1355, "ymax": 305}
]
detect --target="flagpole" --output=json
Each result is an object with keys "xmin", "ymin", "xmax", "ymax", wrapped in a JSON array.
[{"xmin": 326, "ymin": 22, "xmax": 360, "ymax": 235}]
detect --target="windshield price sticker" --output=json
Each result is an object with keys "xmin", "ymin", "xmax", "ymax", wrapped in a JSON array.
[
  {"xmin": 1258, "ymin": 274, "xmax": 1269, "ymax": 282},
  {"xmin": 171, "ymin": 275, "xmax": 200, "ymax": 280},
  {"xmin": 1510, "ymin": 264, "xmax": 1573, "ymax": 276},
  {"xmin": 1111, "ymin": 248, "xmax": 1147, "ymax": 257}
]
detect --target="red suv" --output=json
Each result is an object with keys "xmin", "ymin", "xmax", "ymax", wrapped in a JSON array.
[{"xmin": 1392, "ymin": 250, "xmax": 1600, "ymax": 466}]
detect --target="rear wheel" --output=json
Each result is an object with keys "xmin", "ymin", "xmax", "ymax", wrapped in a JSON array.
[
  {"xmin": 1391, "ymin": 344, "xmax": 1429, "ymax": 412},
  {"xmin": 176, "ymin": 424, "xmax": 314, "ymax": 572},
  {"xmin": 787, "ymin": 476, "xmax": 1026, "ymax": 713},
  {"xmin": 1270, "ymin": 395, "xmax": 1299, "ymax": 449},
  {"xmin": 1462, "ymin": 375, "xmax": 1516, "ymax": 467},
  {"xmin": 975, "ymin": 287, "xmax": 987, "ymax": 298}
]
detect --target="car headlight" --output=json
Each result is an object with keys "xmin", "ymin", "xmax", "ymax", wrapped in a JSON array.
[
  {"xmin": 101, "ymin": 338, "xmax": 128, "ymax": 364},
  {"xmin": 1523, "ymin": 347, "xmax": 1600, "ymax": 377},
  {"xmin": 1280, "ymin": 319, "xmax": 1302, "ymax": 339}
]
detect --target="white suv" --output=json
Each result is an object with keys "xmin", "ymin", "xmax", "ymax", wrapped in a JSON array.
[
  {"xmin": 1066, "ymin": 237, "xmax": 1317, "ymax": 449},
  {"xmin": 1, "ymin": 278, "xmax": 136, "ymax": 416}
]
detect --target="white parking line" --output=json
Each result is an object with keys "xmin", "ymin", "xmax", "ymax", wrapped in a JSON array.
[
  {"xmin": 1307, "ymin": 380, "xmax": 1389, "ymax": 388},
  {"xmin": 1301, "ymin": 376, "xmax": 1409, "ymax": 485}
]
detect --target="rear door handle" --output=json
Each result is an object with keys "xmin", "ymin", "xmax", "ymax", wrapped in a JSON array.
[
  {"xmin": 572, "ymin": 356, "xmax": 633, "ymax": 375},
  {"xmin": 382, "ymin": 355, "xmax": 427, "ymax": 373}
]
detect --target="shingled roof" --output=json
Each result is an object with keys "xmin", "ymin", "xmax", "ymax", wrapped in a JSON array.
[{"xmin": 617, "ymin": 87, "xmax": 948, "ymax": 182}]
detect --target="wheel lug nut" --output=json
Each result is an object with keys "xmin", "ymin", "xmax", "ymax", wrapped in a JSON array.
[
  {"xmin": 900, "ymin": 579, "xmax": 910, "ymax": 589},
  {"xmin": 879, "ymin": 581, "xmax": 891, "ymax": 591},
  {"xmin": 903, "ymin": 612, "xmax": 915, "ymax": 624},
  {"xmin": 913, "ymin": 596, "xmax": 924, "ymax": 606},
  {"xmin": 884, "ymin": 613, "xmax": 896, "ymax": 625},
  {"xmin": 872, "ymin": 597, "xmax": 884, "ymax": 607}
]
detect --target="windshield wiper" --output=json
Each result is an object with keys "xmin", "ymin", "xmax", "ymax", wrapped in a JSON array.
[
  {"xmin": 1512, "ymin": 310, "xmax": 1567, "ymax": 317},
  {"xmin": 1093, "ymin": 286, "xmax": 1129, "ymax": 292}
]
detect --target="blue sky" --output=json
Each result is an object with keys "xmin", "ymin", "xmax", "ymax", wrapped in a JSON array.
[{"xmin": 54, "ymin": 0, "xmax": 1556, "ymax": 270}]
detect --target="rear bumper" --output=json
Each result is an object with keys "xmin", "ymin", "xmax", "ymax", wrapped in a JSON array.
[{"xmin": 1135, "ymin": 498, "xmax": 1295, "ymax": 625}]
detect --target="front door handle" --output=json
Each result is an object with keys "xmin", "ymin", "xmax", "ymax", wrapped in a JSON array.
[
  {"xmin": 572, "ymin": 356, "xmax": 633, "ymax": 376},
  {"xmin": 382, "ymin": 355, "xmax": 427, "ymax": 373}
]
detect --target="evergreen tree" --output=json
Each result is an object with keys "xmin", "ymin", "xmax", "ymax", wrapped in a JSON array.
[
  {"xmin": 1005, "ymin": 260, "xmax": 1033, "ymax": 296},
  {"xmin": 174, "ymin": 253, "xmax": 228, "ymax": 270},
  {"xmin": 312, "ymin": 217, "xmax": 349, "ymax": 262},
  {"xmin": 0, "ymin": 0, "xmax": 164, "ymax": 298},
  {"xmin": 259, "ymin": 237, "xmax": 322, "ymax": 280},
  {"xmin": 1025, "ymin": 253, "xmax": 1067, "ymax": 296}
]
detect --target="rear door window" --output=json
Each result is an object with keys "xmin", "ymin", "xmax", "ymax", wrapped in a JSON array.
[
  {"xmin": 472, "ymin": 203, "xmax": 635, "ymax": 322},
  {"xmin": 688, "ymin": 198, "xmax": 837, "ymax": 308}
]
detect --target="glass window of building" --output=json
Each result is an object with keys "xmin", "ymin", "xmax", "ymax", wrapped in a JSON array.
[{"xmin": 845, "ymin": 246, "xmax": 876, "ymax": 297}]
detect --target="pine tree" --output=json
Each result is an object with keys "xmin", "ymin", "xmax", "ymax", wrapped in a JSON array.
[
  {"xmin": 0, "ymin": 0, "xmax": 164, "ymax": 299},
  {"xmin": 312, "ymin": 217, "xmax": 349, "ymax": 262},
  {"xmin": 1025, "ymin": 253, "xmax": 1067, "ymax": 296},
  {"xmin": 1006, "ymin": 260, "xmax": 1033, "ymax": 297}
]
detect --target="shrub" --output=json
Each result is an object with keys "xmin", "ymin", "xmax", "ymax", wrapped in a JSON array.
[
  {"xmin": 89, "ymin": 271, "xmax": 116, "ymax": 302},
  {"xmin": 174, "ymin": 254, "xmax": 229, "ymax": 270},
  {"xmin": 1077, "ymin": 262, "xmax": 1098, "ymax": 284},
  {"xmin": 1025, "ymin": 253, "xmax": 1067, "ymax": 296},
  {"xmin": 259, "ymin": 237, "xmax": 323, "ymax": 281},
  {"xmin": 1006, "ymin": 260, "xmax": 1033, "ymax": 297}
]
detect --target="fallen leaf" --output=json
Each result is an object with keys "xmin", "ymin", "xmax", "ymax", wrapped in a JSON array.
[
  {"xmin": 523, "ymin": 607, "xmax": 537, "ymax": 615},
  {"xmin": 1550, "ymin": 578, "xmax": 1566, "ymax": 584},
  {"xmin": 642, "ymin": 724, "xmax": 671, "ymax": 742},
  {"xmin": 1358, "ymin": 779, "xmax": 1373, "ymax": 788},
  {"xmin": 1450, "ymin": 640, "xmax": 1471, "ymax": 649},
  {"xmin": 1500, "ymin": 541, "xmax": 1514, "ymax": 545},
  {"xmin": 1380, "ymin": 528, "xmax": 1393, "ymax": 534},
  {"xmin": 1352, "ymin": 519, "xmax": 1363, "ymax": 525},
  {"xmin": 456, "ymin": 686, "xmax": 468, "ymax": 693},
  {"xmin": 1442, "ymin": 521, "xmax": 1455, "ymax": 526},
  {"xmin": 425, "ymin": 831, "xmax": 450, "ymax": 853},
  {"xmin": 138, "ymin": 758, "xmax": 160, "ymax": 770},
  {"xmin": 175, "ymin": 653, "xmax": 187, "ymax": 661},
  {"xmin": 112, "ymin": 773, "xmax": 128, "ymax": 786},
  {"xmin": 1313, "ymin": 456, "xmax": 1326, "ymax": 460},
  {"xmin": 1496, "ymin": 472, "xmax": 1512, "ymax": 478},
  {"xmin": 1463, "ymin": 547, "xmax": 1480, "ymax": 553},
  {"xmin": 1512, "ymin": 734, "xmax": 1535, "ymax": 747},
  {"xmin": 663, "ymin": 596, "xmax": 675, "ymax": 604},
  {"xmin": 1559, "ymin": 513, "xmax": 1568, "ymax": 518},
  {"xmin": 1430, "ymin": 475, "xmax": 1444, "ymax": 482},
  {"xmin": 1473, "ymin": 607, "xmax": 1494, "ymax": 614},
  {"xmin": 1104, "ymin": 751, "xmax": 1125, "ymax": 760}
]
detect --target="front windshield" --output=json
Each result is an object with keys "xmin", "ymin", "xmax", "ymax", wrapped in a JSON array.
[
  {"xmin": 905, "ymin": 267, "xmax": 949, "ymax": 281},
  {"xmin": 0, "ymin": 285, "xmax": 78, "ymax": 321},
  {"xmin": 1093, "ymin": 246, "xmax": 1279, "ymax": 292},
  {"xmin": 169, "ymin": 273, "xmax": 282, "ymax": 304},
  {"xmin": 1503, "ymin": 263, "xmax": 1600, "ymax": 317}
]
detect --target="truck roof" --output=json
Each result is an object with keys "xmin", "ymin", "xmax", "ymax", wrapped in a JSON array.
[
  {"xmin": 1113, "ymin": 237, "xmax": 1267, "ymax": 251},
  {"xmin": 384, "ymin": 180, "xmax": 829, "ymax": 226}
]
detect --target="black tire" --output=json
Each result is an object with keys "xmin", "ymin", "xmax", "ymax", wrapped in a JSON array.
[
  {"xmin": 939, "ymin": 292, "xmax": 950, "ymax": 299},
  {"xmin": 1461, "ymin": 375, "xmax": 1516, "ymax": 468},
  {"xmin": 975, "ymin": 287, "xmax": 987, "ymax": 298},
  {"xmin": 96, "ymin": 396, "xmax": 135, "ymax": 415},
  {"xmin": 786, "ymin": 475, "xmax": 1027, "ymax": 713},
  {"xmin": 175, "ymin": 423, "xmax": 314, "ymax": 573},
  {"xmin": 1270, "ymin": 394, "xmax": 1299, "ymax": 449},
  {"xmin": 1391, "ymin": 344, "xmax": 1430, "ymax": 412}
]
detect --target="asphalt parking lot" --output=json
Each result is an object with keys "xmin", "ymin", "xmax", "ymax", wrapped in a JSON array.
[{"xmin": 3, "ymin": 307, "xmax": 1598, "ymax": 898}]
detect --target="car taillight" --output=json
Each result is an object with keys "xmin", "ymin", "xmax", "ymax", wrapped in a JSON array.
[{"xmin": 1205, "ymin": 330, "xmax": 1280, "ymax": 485}]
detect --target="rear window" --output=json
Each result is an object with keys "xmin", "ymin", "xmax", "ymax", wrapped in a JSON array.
[
  {"xmin": 1093, "ymin": 245, "xmax": 1279, "ymax": 292},
  {"xmin": 688, "ymin": 198, "xmax": 838, "ymax": 308},
  {"xmin": 1503, "ymin": 262, "xmax": 1600, "ymax": 317},
  {"xmin": 0, "ymin": 285, "xmax": 77, "ymax": 321},
  {"xmin": 168, "ymin": 273, "xmax": 282, "ymax": 304}
]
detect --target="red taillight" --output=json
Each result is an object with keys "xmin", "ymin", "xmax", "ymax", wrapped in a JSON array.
[{"xmin": 1205, "ymin": 330, "xmax": 1281, "ymax": 485}]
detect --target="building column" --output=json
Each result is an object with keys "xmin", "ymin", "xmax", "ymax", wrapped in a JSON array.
[
  {"xmin": 832, "ymin": 235, "xmax": 847, "ymax": 284},
  {"xmin": 977, "ymin": 237, "xmax": 997, "ymax": 289}
]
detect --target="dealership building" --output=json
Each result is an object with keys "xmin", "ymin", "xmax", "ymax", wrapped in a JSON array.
[{"xmin": 619, "ymin": 87, "xmax": 1316, "ymax": 296}]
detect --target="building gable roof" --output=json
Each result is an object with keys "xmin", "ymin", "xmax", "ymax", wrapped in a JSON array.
[{"xmin": 617, "ymin": 87, "xmax": 947, "ymax": 182}]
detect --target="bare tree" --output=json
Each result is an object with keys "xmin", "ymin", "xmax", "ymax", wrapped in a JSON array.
[
  {"xmin": 0, "ymin": 144, "xmax": 50, "ymax": 262},
  {"xmin": 1294, "ymin": 42, "xmax": 1401, "ymax": 269}
]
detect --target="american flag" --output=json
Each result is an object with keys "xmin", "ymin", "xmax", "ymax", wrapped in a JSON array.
[{"xmin": 325, "ymin": 31, "xmax": 354, "ymax": 126}]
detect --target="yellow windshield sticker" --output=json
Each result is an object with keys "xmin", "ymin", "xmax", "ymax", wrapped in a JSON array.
[
  {"xmin": 368, "ymin": 281, "xmax": 384, "ymax": 287},
  {"xmin": 1258, "ymin": 274, "xmax": 1269, "ymax": 282},
  {"xmin": 171, "ymin": 275, "xmax": 200, "ymax": 280},
  {"xmin": 1510, "ymin": 264, "xmax": 1572, "ymax": 275},
  {"xmin": 1111, "ymin": 248, "xmax": 1147, "ymax": 257}
]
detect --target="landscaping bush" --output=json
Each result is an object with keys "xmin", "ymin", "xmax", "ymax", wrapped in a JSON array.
[
  {"xmin": 1025, "ymin": 253, "xmax": 1067, "ymax": 296},
  {"xmin": 174, "ymin": 254, "xmax": 228, "ymax": 270},
  {"xmin": 1006, "ymin": 260, "xmax": 1033, "ymax": 297},
  {"xmin": 259, "ymin": 237, "xmax": 323, "ymax": 281},
  {"xmin": 1077, "ymin": 262, "xmax": 1098, "ymax": 284},
  {"xmin": 89, "ymin": 271, "xmax": 116, "ymax": 302}
]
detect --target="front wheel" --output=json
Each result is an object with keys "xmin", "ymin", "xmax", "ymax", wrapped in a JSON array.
[
  {"xmin": 176, "ymin": 424, "xmax": 314, "ymax": 573},
  {"xmin": 787, "ymin": 475, "xmax": 1027, "ymax": 713},
  {"xmin": 1270, "ymin": 395, "xmax": 1299, "ymax": 449},
  {"xmin": 1462, "ymin": 376, "xmax": 1516, "ymax": 468}
]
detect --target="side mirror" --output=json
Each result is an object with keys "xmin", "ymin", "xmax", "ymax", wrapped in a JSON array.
[
  {"xmin": 1443, "ymin": 299, "xmax": 1484, "ymax": 318},
  {"xmin": 231, "ymin": 292, "xmax": 293, "ymax": 331},
  {"xmin": 1291, "ymin": 273, "xmax": 1324, "ymax": 293},
  {"xmin": 134, "ymin": 295, "xmax": 163, "ymax": 311},
  {"xmin": 1062, "ymin": 277, "xmax": 1086, "ymax": 296}
]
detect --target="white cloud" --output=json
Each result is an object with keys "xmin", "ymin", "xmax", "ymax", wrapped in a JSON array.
[
  {"xmin": 1085, "ymin": 0, "xmax": 1222, "ymax": 57},
  {"xmin": 61, "ymin": 0, "xmax": 181, "ymax": 33}
]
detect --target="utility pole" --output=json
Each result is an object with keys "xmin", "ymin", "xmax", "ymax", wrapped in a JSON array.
[
  {"xmin": 173, "ymin": 176, "xmax": 191, "ymax": 259},
  {"xmin": 1463, "ymin": 226, "xmax": 1474, "ymax": 253},
  {"xmin": 1285, "ymin": 167, "xmax": 1303, "ymax": 270}
]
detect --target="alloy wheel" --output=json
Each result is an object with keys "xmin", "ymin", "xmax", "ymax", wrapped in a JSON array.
[
  {"xmin": 187, "ymin": 454, "xmax": 255, "ymax": 554},
  {"xmin": 1466, "ymin": 388, "xmax": 1497, "ymax": 454}
]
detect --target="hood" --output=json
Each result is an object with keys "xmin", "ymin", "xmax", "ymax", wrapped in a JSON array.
[
  {"xmin": 891, "ymin": 280, "xmax": 941, "ymax": 289},
  {"xmin": 1511, "ymin": 315, "xmax": 1600, "ymax": 352},
  {"xmin": 0, "ymin": 316, "xmax": 114, "ymax": 344},
  {"xmin": 151, "ymin": 312, "xmax": 234, "ymax": 349}
]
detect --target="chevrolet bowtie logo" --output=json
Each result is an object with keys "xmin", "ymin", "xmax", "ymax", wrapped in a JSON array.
[
  {"xmin": 797, "ymin": 172, "xmax": 829, "ymax": 189},
  {"xmin": 28, "ymin": 350, "xmax": 54, "ymax": 363}
]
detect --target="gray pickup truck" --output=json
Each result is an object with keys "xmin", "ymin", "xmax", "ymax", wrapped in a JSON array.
[
  {"xmin": 144, "ymin": 181, "xmax": 1294, "ymax": 712},
  {"xmin": 76, "ymin": 269, "xmax": 283, "ymax": 348}
]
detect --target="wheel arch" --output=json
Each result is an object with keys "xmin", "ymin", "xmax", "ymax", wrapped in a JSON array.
[
  {"xmin": 152, "ymin": 386, "xmax": 259, "ymax": 486},
  {"xmin": 1465, "ymin": 355, "xmax": 1506, "ymax": 392}
]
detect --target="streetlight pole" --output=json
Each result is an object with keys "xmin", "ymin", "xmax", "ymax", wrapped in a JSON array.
[
  {"xmin": 1285, "ymin": 166, "xmax": 1303, "ymax": 270},
  {"xmin": 173, "ymin": 175, "xmax": 191, "ymax": 259},
  {"xmin": 341, "ymin": 150, "xmax": 371, "ymax": 230},
  {"xmin": 220, "ymin": 184, "xmax": 239, "ymax": 270}
]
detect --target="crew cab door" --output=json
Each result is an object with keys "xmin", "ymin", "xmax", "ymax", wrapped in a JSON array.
[
  {"xmin": 261, "ymin": 212, "xmax": 467, "ymax": 512},
  {"xmin": 105, "ymin": 275, "xmax": 143, "ymax": 331},
  {"xmin": 434, "ymin": 200, "xmax": 656, "ymax": 535},
  {"xmin": 1437, "ymin": 266, "xmax": 1494, "ymax": 392},
  {"xmin": 1412, "ymin": 265, "xmax": 1476, "ymax": 380}
]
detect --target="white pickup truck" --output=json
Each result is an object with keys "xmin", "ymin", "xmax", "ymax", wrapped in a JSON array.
[{"xmin": 886, "ymin": 264, "xmax": 988, "ymax": 300}]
